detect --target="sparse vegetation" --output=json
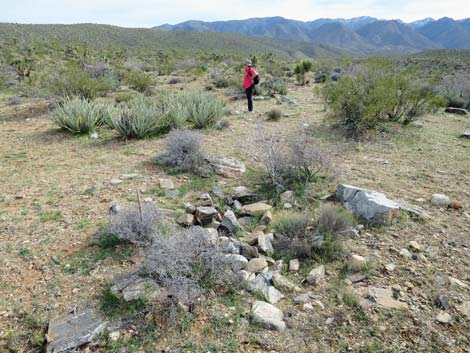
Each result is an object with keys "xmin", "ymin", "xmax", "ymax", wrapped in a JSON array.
[{"xmin": 266, "ymin": 108, "xmax": 282, "ymax": 121}]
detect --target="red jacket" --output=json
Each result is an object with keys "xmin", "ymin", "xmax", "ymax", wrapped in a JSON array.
[{"xmin": 243, "ymin": 66, "xmax": 257, "ymax": 89}]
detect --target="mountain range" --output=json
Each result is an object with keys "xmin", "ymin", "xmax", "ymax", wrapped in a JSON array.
[{"xmin": 155, "ymin": 16, "xmax": 470, "ymax": 55}]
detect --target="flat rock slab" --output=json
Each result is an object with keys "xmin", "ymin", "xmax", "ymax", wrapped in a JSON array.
[
  {"xmin": 336, "ymin": 184, "xmax": 400, "ymax": 225},
  {"xmin": 251, "ymin": 301, "xmax": 286, "ymax": 331},
  {"xmin": 46, "ymin": 308, "xmax": 108, "ymax": 353},
  {"xmin": 445, "ymin": 107, "xmax": 468, "ymax": 115},
  {"xmin": 366, "ymin": 287, "xmax": 408, "ymax": 310},
  {"xmin": 241, "ymin": 202, "xmax": 272, "ymax": 217},
  {"xmin": 208, "ymin": 156, "xmax": 246, "ymax": 178}
]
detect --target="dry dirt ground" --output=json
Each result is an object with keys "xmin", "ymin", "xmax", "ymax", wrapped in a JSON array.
[{"xmin": 0, "ymin": 80, "xmax": 469, "ymax": 352}]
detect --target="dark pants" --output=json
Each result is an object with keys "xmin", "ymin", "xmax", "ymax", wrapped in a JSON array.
[{"xmin": 246, "ymin": 84, "xmax": 254, "ymax": 112}]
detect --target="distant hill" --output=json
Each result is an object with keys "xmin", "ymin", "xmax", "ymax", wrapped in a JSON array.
[
  {"xmin": 419, "ymin": 17, "xmax": 470, "ymax": 48},
  {"xmin": 156, "ymin": 16, "xmax": 470, "ymax": 53},
  {"xmin": 0, "ymin": 23, "xmax": 350, "ymax": 59}
]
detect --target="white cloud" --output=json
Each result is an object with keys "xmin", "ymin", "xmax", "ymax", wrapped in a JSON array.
[{"xmin": 0, "ymin": 0, "xmax": 468, "ymax": 27}]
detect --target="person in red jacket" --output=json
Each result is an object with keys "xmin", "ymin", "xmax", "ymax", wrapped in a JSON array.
[{"xmin": 243, "ymin": 59, "xmax": 257, "ymax": 112}]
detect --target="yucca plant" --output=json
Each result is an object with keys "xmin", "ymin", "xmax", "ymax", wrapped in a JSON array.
[
  {"xmin": 51, "ymin": 97, "xmax": 103, "ymax": 134},
  {"xmin": 185, "ymin": 91, "xmax": 226, "ymax": 129},
  {"xmin": 109, "ymin": 94, "xmax": 169, "ymax": 139}
]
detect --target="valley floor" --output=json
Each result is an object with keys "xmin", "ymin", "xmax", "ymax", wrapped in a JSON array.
[{"xmin": 0, "ymin": 82, "xmax": 469, "ymax": 352}]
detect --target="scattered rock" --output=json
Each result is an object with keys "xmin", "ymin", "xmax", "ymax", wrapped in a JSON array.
[
  {"xmin": 260, "ymin": 210, "xmax": 273, "ymax": 225},
  {"xmin": 241, "ymin": 202, "xmax": 272, "ymax": 217},
  {"xmin": 449, "ymin": 277, "xmax": 468, "ymax": 289},
  {"xmin": 289, "ymin": 259, "xmax": 300, "ymax": 272},
  {"xmin": 225, "ymin": 254, "xmax": 249, "ymax": 272},
  {"xmin": 202, "ymin": 228, "xmax": 219, "ymax": 245},
  {"xmin": 196, "ymin": 193, "xmax": 213, "ymax": 206},
  {"xmin": 239, "ymin": 231, "xmax": 258, "ymax": 245},
  {"xmin": 336, "ymin": 184, "xmax": 400, "ymax": 225},
  {"xmin": 456, "ymin": 301, "xmax": 470, "ymax": 317},
  {"xmin": 258, "ymin": 233, "xmax": 274, "ymax": 255},
  {"xmin": 246, "ymin": 258, "xmax": 268, "ymax": 273},
  {"xmin": 280, "ymin": 190, "xmax": 294, "ymax": 203},
  {"xmin": 431, "ymin": 194, "xmax": 450, "ymax": 207},
  {"xmin": 251, "ymin": 301, "xmax": 286, "ymax": 331},
  {"xmin": 247, "ymin": 273, "xmax": 270, "ymax": 293},
  {"xmin": 176, "ymin": 213, "xmax": 195, "ymax": 227},
  {"xmin": 195, "ymin": 206, "xmax": 218, "ymax": 225},
  {"xmin": 220, "ymin": 210, "xmax": 242, "ymax": 234},
  {"xmin": 348, "ymin": 273, "xmax": 367, "ymax": 284},
  {"xmin": 241, "ymin": 243, "xmax": 259, "ymax": 260},
  {"xmin": 436, "ymin": 311, "xmax": 452, "ymax": 324},
  {"xmin": 184, "ymin": 202, "xmax": 196, "ymax": 214},
  {"xmin": 349, "ymin": 254, "xmax": 367, "ymax": 272},
  {"xmin": 409, "ymin": 241, "xmax": 421, "ymax": 252},
  {"xmin": 435, "ymin": 294, "xmax": 450, "ymax": 310},
  {"xmin": 294, "ymin": 293, "xmax": 311, "ymax": 304},
  {"xmin": 232, "ymin": 186, "xmax": 256, "ymax": 203},
  {"xmin": 272, "ymin": 273, "xmax": 297, "ymax": 292},
  {"xmin": 159, "ymin": 178, "xmax": 175, "ymax": 190},
  {"xmin": 384, "ymin": 263, "xmax": 396, "ymax": 272},
  {"xmin": 111, "ymin": 273, "xmax": 160, "ymax": 302},
  {"xmin": 121, "ymin": 173, "xmax": 140, "ymax": 180},
  {"xmin": 399, "ymin": 248, "xmax": 412, "ymax": 259},
  {"xmin": 306, "ymin": 265, "xmax": 325, "ymax": 285},
  {"xmin": 46, "ymin": 308, "xmax": 108, "ymax": 353},
  {"xmin": 208, "ymin": 156, "xmax": 246, "ymax": 178},
  {"xmin": 366, "ymin": 287, "xmax": 408, "ymax": 309},
  {"xmin": 303, "ymin": 303, "xmax": 314, "ymax": 310},
  {"xmin": 110, "ymin": 178, "xmax": 123, "ymax": 185},
  {"xmin": 409, "ymin": 120, "xmax": 424, "ymax": 128},
  {"xmin": 444, "ymin": 107, "xmax": 468, "ymax": 115},
  {"xmin": 262, "ymin": 286, "xmax": 284, "ymax": 304},
  {"xmin": 280, "ymin": 95, "xmax": 297, "ymax": 105}
]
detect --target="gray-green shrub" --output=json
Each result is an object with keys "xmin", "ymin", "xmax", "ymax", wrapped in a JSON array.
[
  {"xmin": 267, "ymin": 108, "xmax": 282, "ymax": 121},
  {"xmin": 109, "ymin": 94, "xmax": 169, "ymax": 138},
  {"xmin": 185, "ymin": 91, "xmax": 226, "ymax": 129},
  {"xmin": 51, "ymin": 97, "xmax": 103, "ymax": 134}
]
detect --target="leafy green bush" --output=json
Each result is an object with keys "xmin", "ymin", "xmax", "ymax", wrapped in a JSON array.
[
  {"xmin": 125, "ymin": 69, "xmax": 152, "ymax": 93},
  {"xmin": 51, "ymin": 97, "xmax": 103, "ymax": 134},
  {"xmin": 294, "ymin": 60, "xmax": 313, "ymax": 85},
  {"xmin": 108, "ymin": 94, "xmax": 169, "ymax": 138},
  {"xmin": 321, "ymin": 68, "xmax": 444, "ymax": 137},
  {"xmin": 51, "ymin": 66, "xmax": 108, "ymax": 100},
  {"xmin": 273, "ymin": 211, "xmax": 312, "ymax": 240}
]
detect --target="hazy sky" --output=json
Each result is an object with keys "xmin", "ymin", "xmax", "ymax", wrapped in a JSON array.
[{"xmin": 1, "ymin": 0, "xmax": 468, "ymax": 27}]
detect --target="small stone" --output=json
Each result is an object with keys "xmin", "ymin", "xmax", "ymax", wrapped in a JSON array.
[
  {"xmin": 294, "ymin": 294, "xmax": 310, "ymax": 304},
  {"xmin": 289, "ymin": 259, "xmax": 300, "ymax": 272},
  {"xmin": 283, "ymin": 202, "xmax": 293, "ymax": 209},
  {"xmin": 435, "ymin": 295, "xmax": 450, "ymax": 310},
  {"xmin": 176, "ymin": 213, "xmax": 195, "ymax": 227},
  {"xmin": 271, "ymin": 260, "xmax": 284, "ymax": 272},
  {"xmin": 385, "ymin": 263, "xmax": 396, "ymax": 272},
  {"xmin": 436, "ymin": 312, "xmax": 452, "ymax": 324},
  {"xmin": 272, "ymin": 273, "xmax": 296, "ymax": 291},
  {"xmin": 260, "ymin": 210, "xmax": 273, "ymax": 225},
  {"xmin": 239, "ymin": 232, "xmax": 258, "ymax": 245},
  {"xmin": 195, "ymin": 206, "xmax": 218, "ymax": 225},
  {"xmin": 262, "ymin": 286, "xmax": 284, "ymax": 304},
  {"xmin": 109, "ymin": 331, "xmax": 120, "ymax": 341},
  {"xmin": 366, "ymin": 287, "xmax": 408, "ymax": 309},
  {"xmin": 89, "ymin": 132, "xmax": 99, "ymax": 139},
  {"xmin": 431, "ymin": 194, "xmax": 450, "ymax": 207},
  {"xmin": 225, "ymin": 254, "xmax": 249, "ymax": 272},
  {"xmin": 399, "ymin": 248, "xmax": 412, "ymax": 259},
  {"xmin": 349, "ymin": 254, "xmax": 367, "ymax": 272},
  {"xmin": 246, "ymin": 258, "xmax": 268, "ymax": 273},
  {"xmin": 241, "ymin": 243, "xmax": 259, "ymax": 260},
  {"xmin": 409, "ymin": 241, "xmax": 421, "ymax": 252},
  {"xmin": 456, "ymin": 301, "xmax": 470, "ymax": 317},
  {"xmin": 241, "ymin": 202, "xmax": 272, "ymax": 217},
  {"xmin": 449, "ymin": 277, "xmax": 468, "ymax": 289},
  {"xmin": 258, "ymin": 233, "xmax": 274, "ymax": 255},
  {"xmin": 251, "ymin": 301, "xmax": 286, "ymax": 331},
  {"xmin": 159, "ymin": 178, "xmax": 175, "ymax": 190},
  {"xmin": 404, "ymin": 281, "xmax": 414, "ymax": 289},
  {"xmin": 306, "ymin": 265, "xmax": 325, "ymax": 285},
  {"xmin": 325, "ymin": 317, "xmax": 335, "ymax": 325},
  {"xmin": 303, "ymin": 303, "xmax": 314, "ymax": 310},
  {"xmin": 110, "ymin": 178, "xmax": 123, "ymax": 185},
  {"xmin": 183, "ymin": 202, "xmax": 196, "ymax": 214},
  {"xmin": 121, "ymin": 173, "xmax": 140, "ymax": 180},
  {"xmin": 221, "ymin": 209, "xmax": 242, "ymax": 234}
]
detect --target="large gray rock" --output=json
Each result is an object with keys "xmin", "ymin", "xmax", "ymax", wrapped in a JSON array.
[
  {"xmin": 431, "ymin": 194, "xmax": 450, "ymax": 207},
  {"xmin": 208, "ymin": 156, "xmax": 246, "ymax": 178},
  {"xmin": 46, "ymin": 308, "xmax": 108, "ymax": 353},
  {"xmin": 195, "ymin": 206, "xmax": 218, "ymax": 225},
  {"xmin": 225, "ymin": 254, "xmax": 249, "ymax": 272},
  {"xmin": 111, "ymin": 272, "xmax": 161, "ymax": 302},
  {"xmin": 246, "ymin": 257, "xmax": 268, "ymax": 273},
  {"xmin": 262, "ymin": 286, "xmax": 284, "ymax": 304},
  {"xmin": 306, "ymin": 265, "xmax": 325, "ymax": 285},
  {"xmin": 336, "ymin": 184, "xmax": 400, "ymax": 225},
  {"xmin": 257, "ymin": 233, "xmax": 274, "ymax": 255},
  {"xmin": 273, "ymin": 272, "xmax": 297, "ymax": 292},
  {"xmin": 221, "ymin": 210, "xmax": 242, "ymax": 234},
  {"xmin": 251, "ymin": 301, "xmax": 286, "ymax": 331},
  {"xmin": 365, "ymin": 287, "xmax": 408, "ymax": 309}
]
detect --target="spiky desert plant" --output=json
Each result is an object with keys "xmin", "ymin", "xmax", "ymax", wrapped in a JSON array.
[{"xmin": 51, "ymin": 97, "xmax": 103, "ymax": 134}]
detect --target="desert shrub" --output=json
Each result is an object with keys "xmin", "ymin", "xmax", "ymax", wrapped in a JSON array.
[
  {"xmin": 51, "ymin": 97, "xmax": 103, "ymax": 134},
  {"xmin": 253, "ymin": 125, "xmax": 331, "ymax": 193},
  {"xmin": 294, "ymin": 60, "xmax": 313, "ymax": 85},
  {"xmin": 185, "ymin": 91, "xmax": 226, "ymax": 129},
  {"xmin": 318, "ymin": 203, "xmax": 353, "ymax": 235},
  {"xmin": 269, "ymin": 78, "xmax": 288, "ymax": 95},
  {"xmin": 321, "ymin": 68, "xmax": 444, "ymax": 137},
  {"xmin": 141, "ymin": 227, "xmax": 232, "ymax": 307},
  {"xmin": 267, "ymin": 108, "xmax": 282, "ymax": 121},
  {"xmin": 109, "ymin": 94, "xmax": 169, "ymax": 138},
  {"xmin": 51, "ymin": 66, "xmax": 107, "ymax": 100},
  {"xmin": 107, "ymin": 202, "xmax": 161, "ymax": 246},
  {"xmin": 84, "ymin": 62, "xmax": 110, "ymax": 78},
  {"xmin": 273, "ymin": 211, "xmax": 312, "ymax": 239},
  {"xmin": 162, "ymin": 93, "xmax": 190, "ymax": 128},
  {"xmin": 114, "ymin": 92, "xmax": 134, "ymax": 103},
  {"xmin": 6, "ymin": 96, "xmax": 22, "ymax": 105},
  {"xmin": 125, "ymin": 69, "xmax": 152, "ymax": 93},
  {"xmin": 436, "ymin": 74, "xmax": 470, "ymax": 109},
  {"xmin": 159, "ymin": 128, "xmax": 210, "ymax": 176}
]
